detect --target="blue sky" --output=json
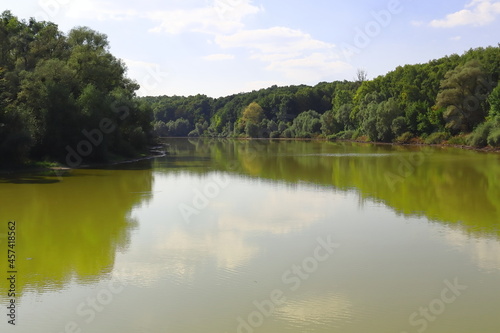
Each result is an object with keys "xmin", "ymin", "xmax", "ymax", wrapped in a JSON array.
[{"xmin": 7, "ymin": 0, "xmax": 500, "ymax": 97}]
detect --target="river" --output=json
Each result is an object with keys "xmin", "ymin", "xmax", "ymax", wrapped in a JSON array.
[{"xmin": 0, "ymin": 139, "xmax": 499, "ymax": 332}]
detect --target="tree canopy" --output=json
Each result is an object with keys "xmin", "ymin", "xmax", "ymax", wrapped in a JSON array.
[{"xmin": 0, "ymin": 11, "xmax": 152, "ymax": 166}]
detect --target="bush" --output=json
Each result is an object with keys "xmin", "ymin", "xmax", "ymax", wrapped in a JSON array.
[
  {"xmin": 487, "ymin": 128, "xmax": 500, "ymax": 147},
  {"xmin": 334, "ymin": 130, "xmax": 355, "ymax": 140},
  {"xmin": 326, "ymin": 134, "xmax": 337, "ymax": 141},
  {"xmin": 394, "ymin": 132, "xmax": 414, "ymax": 144},
  {"xmin": 282, "ymin": 128, "xmax": 294, "ymax": 138},
  {"xmin": 446, "ymin": 134, "xmax": 468, "ymax": 145},
  {"xmin": 352, "ymin": 128, "xmax": 362, "ymax": 140},
  {"xmin": 468, "ymin": 122, "xmax": 493, "ymax": 147},
  {"xmin": 425, "ymin": 132, "xmax": 449, "ymax": 144},
  {"xmin": 270, "ymin": 131, "xmax": 281, "ymax": 139},
  {"xmin": 356, "ymin": 135, "xmax": 370, "ymax": 142},
  {"xmin": 188, "ymin": 129, "xmax": 200, "ymax": 137}
]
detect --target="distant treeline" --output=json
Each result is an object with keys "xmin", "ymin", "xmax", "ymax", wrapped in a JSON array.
[
  {"xmin": 0, "ymin": 11, "xmax": 152, "ymax": 166},
  {"xmin": 144, "ymin": 45, "xmax": 500, "ymax": 148}
]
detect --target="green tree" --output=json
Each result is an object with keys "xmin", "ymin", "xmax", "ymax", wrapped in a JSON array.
[
  {"xmin": 0, "ymin": 14, "xmax": 152, "ymax": 165},
  {"xmin": 488, "ymin": 84, "xmax": 500, "ymax": 118},
  {"xmin": 290, "ymin": 110, "xmax": 322, "ymax": 138},
  {"xmin": 337, "ymin": 104, "xmax": 354, "ymax": 130},
  {"xmin": 436, "ymin": 60, "xmax": 489, "ymax": 133},
  {"xmin": 391, "ymin": 116, "xmax": 407, "ymax": 138},
  {"xmin": 321, "ymin": 110, "xmax": 340, "ymax": 136},
  {"xmin": 245, "ymin": 122, "xmax": 260, "ymax": 138},
  {"xmin": 241, "ymin": 102, "xmax": 264, "ymax": 125}
]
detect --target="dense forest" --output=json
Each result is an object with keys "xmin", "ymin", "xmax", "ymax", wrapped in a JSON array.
[
  {"xmin": 145, "ymin": 46, "xmax": 500, "ymax": 148},
  {"xmin": 0, "ymin": 11, "xmax": 152, "ymax": 166},
  {"xmin": 1, "ymin": 12, "xmax": 500, "ymax": 168}
]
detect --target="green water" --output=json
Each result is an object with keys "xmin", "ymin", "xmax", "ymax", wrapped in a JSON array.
[{"xmin": 0, "ymin": 139, "xmax": 499, "ymax": 332}]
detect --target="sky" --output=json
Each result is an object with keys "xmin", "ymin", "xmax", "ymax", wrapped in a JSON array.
[{"xmin": 5, "ymin": 0, "xmax": 500, "ymax": 97}]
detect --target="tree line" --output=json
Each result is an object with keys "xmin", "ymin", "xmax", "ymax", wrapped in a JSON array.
[
  {"xmin": 2, "ymin": 12, "xmax": 499, "ymax": 168},
  {"xmin": 0, "ymin": 11, "xmax": 152, "ymax": 166},
  {"xmin": 146, "ymin": 46, "xmax": 500, "ymax": 148}
]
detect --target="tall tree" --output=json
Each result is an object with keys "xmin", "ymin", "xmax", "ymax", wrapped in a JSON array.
[
  {"xmin": 240, "ymin": 102, "xmax": 264, "ymax": 126},
  {"xmin": 436, "ymin": 60, "xmax": 489, "ymax": 133}
]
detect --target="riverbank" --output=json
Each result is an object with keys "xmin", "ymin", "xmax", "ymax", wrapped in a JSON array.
[
  {"xmin": 0, "ymin": 146, "xmax": 166, "ymax": 175},
  {"xmin": 341, "ymin": 138, "xmax": 500, "ymax": 153},
  {"xmin": 2, "ymin": 137, "xmax": 497, "ymax": 176},
  {"xmin": 179, "ymin": 136, "xmax": 500, "ymax": 153},
  {"xmin": 338, "ymin": 138, "xmax": 500, "ymax": 153}
]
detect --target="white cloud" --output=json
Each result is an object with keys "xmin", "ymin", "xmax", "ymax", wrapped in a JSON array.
[
  {"xmin": 216, "ymin": 26, "xmax": 335, "ymax": 55},
  {"xmin": 64, "ymin": 0, "xmax": 261, "ymax": 35},
  {"xmin": 65, "ymin": 0, "xmax": 138, "ymax": 21},
  {"xmin": 122, "ymin": 58, "xmax": 170, "ymax": 96},
  {"xmin": 215, "ymin": 27, "xmax": 351, "ymax": 83},
  {"xmin": 429, "ymin": 0, "xmax": 500, "ymax": 28},
  {"xmin": 443, "ymin": 227, "xmax": 500, "ymax": 272},
  {"xmin": 202, "ymin": 53, "xmax": 235, "ymax": 61},
  {"xmin": 157, "ymin": 229, "xmax": 259, "ymax": 270},
  {"xmin": 147, "ymin": 1, "xmax": 261, "ymax": 34},
  {"xmin": 57, "ymin": 1, "xmax": 352, "ymax": 93},
  {"xmin": 266, "ymin": 52, "xmax": 352, "ymax": 81}
]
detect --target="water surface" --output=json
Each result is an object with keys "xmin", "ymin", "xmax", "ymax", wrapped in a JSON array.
[{"xmin": 0, "ymin": 139, "xmax": 499, "ymax": 332}]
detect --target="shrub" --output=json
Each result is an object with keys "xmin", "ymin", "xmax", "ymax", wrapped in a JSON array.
[
  {"xmin": 487, "ymin": 128, "xmax": 500, "ymax": 147},
  {"xmin": 335, "ymin": 130, "xmax": 355, "ymax": 140},
  {"xmin": 446, "ymin": 135, "xmax": 468, "ymax": 145},
  {"xmin": 327, "ymin": 134, "xmax": 337, "ymax": 141},
  {"xmin": 352, "ymin": 128, "xmax": 361, "ymax": 140},
  {"xmin": 394, "ymin": 132, "xmax": 414, "ymax": 144},
  {"xmin": 356, "ymin": 135, "xmax": 370, "ymax": 142},
  {"xmin": 188, "ymin": 129, "xmax": 200, "ymax": 137},
  {"xmin": 270, "ymin": 131, "xmax": 281, "ymax": 139},
  {"xmin": 468, "ymin": 122, "xmax": 493, "ymax": 147},
  {"xmin": 282, "ymin": 128, "xmax": 294, "ymax": 138},
  {"xmin": 425, "ymin": 132, "xmax": 449, "ymax": 144}
]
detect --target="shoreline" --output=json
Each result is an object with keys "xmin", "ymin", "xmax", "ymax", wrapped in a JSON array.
[
  {"xmin": 0, "ymin": 147, "xmax": 166, "ymax": 175},
  {"xmin": 1, "ymin": 138, "xmax": 498, "ymax": 175},
  {"xmin": 335, "ymin": 138, "xmax": 500, "ymax": 153},
  {"xmin": 165, "ymin": 136, "xmax": 500, "ymax": 153}
]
